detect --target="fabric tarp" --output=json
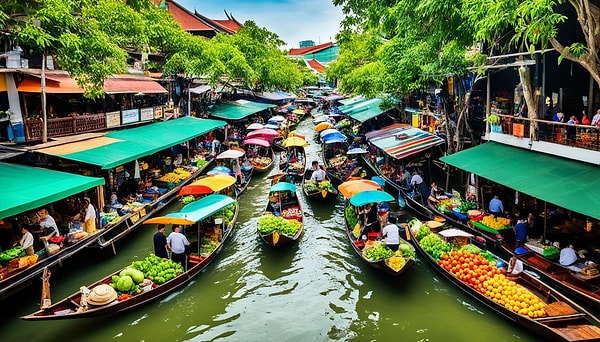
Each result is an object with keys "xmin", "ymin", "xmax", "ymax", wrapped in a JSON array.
[
  {"xmin": 37, "ymin": 117, "xmax": 226, "ymax": 169},
  {"xmin": 145, "ymin": 194, "xmax": 235, "ymax": 225},
  {"xmin": 366, "ymin": 124, "xmax": 445, "ymax": 160},
  {"xmin": 0, "ymin": 74, "xmax": 7, "ymax": 92},
  {"xmin": 440, "ymin": 141, "xmax": 600, "ymax": 220},
  {"xmin": 0, "ymin": 163, "xmax": 104, "ymax": 219},
  {"xmin": 338, "ymin": 98, "xmax": 384, "ymax": 123},
  {"xmin": 209, "ymin": 100, "xmax": 275, "ymax": 121},
  {"xmin": 17, "ymin": 74, "xmax": 167, "ymax": 94}
]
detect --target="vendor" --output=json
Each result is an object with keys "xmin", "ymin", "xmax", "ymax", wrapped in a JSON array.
[
  {"xmin": 18, "ymin": 225, "xmax": 35, "ymax": 255},
  {"xmin": 37, "ymin": 209, "xmax": 59, "ymax": 241},
  {"xmin": 506, "ymin": 256, "xmax": 523, "ymax": 280},
  {"xmin": 559, "ymin": 243, "xmax": 579, "ymax": 266}
]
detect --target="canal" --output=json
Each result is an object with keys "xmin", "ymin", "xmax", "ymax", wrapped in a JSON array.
[{"xmin": 0, "ymin": 117, "xmax": 539, "ymax": 341}]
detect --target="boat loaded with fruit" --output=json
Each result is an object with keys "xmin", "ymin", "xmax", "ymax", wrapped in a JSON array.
[
  {"xmin": 340, "ymin": 180, "xmax": 415, "ymax": 276},
  {"xmin": 21, "ymin": 194, "xmax": 238, "ymax": 320},
  {"xmin": 408, "ymin": 218, "xmax": 600, "ymax": 341},
  {"xmin": 257, "ymin": 182, "xmax": 303, "ymax": 247},
  {"xmin": 499, "ymin": 236, "xmax": 600, "ymax": 313}
]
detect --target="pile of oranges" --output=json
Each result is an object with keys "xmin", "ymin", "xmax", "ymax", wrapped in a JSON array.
[
  {"xmin": 438, "ymin": 249, "xmax": 546, "ymax": 318},
  {"xmin": 480, "ymin": 215, "xmax": 511, "ymax": 229}
]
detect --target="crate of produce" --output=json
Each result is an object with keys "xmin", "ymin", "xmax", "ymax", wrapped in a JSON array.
[{"xmin": 469, "ymin": 220, "xmax": 512, "ymax": 235}]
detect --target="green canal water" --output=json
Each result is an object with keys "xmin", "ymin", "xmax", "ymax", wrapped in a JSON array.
[{"xmin": 0, "ymin": 119, "xmax": 539, "ymax": 342}]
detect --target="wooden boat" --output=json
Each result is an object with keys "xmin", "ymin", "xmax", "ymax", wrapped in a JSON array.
[
  {"xmin": 321, "ymin": 136, "xmax": 365, "ymax": 186},
  {"xmin": 500, "ymin": 240, "xmax": 600, "ymax": 313},
  {"xmin": 243, "ymin": 137, "xmax": 274, "ymax": 174},
  {"xmin": 278, "ymin": 136, "xmax": 307, "ymax": 180},
  {"xmin": 21, "ymin": 194, "xmax": 238, "ymax": 320},
  {"xmin": 257, "ymin": 182, "xmax": 303, "ymax": 247},
  {"xmin": 339, "ymin": 183, "xmax": 415, "ymax": 276},
  {"xmin": 359, "ymin": 124, "xmax": 445, "ymax": 216},
  {"xmin": 408, "ymin": 219, "xmax": 600, "ymax": 341},
  {"xmin": 302, "ymin": 167, "xmax": 338, "ymax": 201},
  {"xmin": 96, "ymin": 158, "xmax": 215, "ymax": 249},
  {"xmin": 212, "ymin": 148, "xmax": 252, "ymax": 197}
]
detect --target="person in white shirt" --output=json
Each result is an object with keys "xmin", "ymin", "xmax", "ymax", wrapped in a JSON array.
[
  {"xmin": 591, "ymin": 109, "xmax": 600, "ymax": 126},
  {"xmin": 18, "ymin": 225, "xmax": 35, "ymax": 255},
  {"xmin": 381, "ymin": 216, "xmax": 400, "ymax": 251},
  {"xmin": 310, "ymin": 161, "xmax": 327, "ymax": 181},
  {"xmin": 506, "ymin": 256, "xmax": 523, "ymax": 279},
  {"xmin": 83, "ymin": 198, "xmax": 97, "ymax": 234},
  {"xmin": 559, "ymin": 244, "xmax": 579, "ymax": 266}
]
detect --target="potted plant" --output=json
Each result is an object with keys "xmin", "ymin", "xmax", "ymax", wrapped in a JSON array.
[
  {"xmin": 0, "ymin": 109, "xmax": 12, "ymax": 121},
  {"xmin": 486, "ymin": 114, "xmax": 501, "ymax": 132}
]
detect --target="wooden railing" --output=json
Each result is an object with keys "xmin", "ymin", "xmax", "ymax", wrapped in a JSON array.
[
  {"xmin": 25, "ymin": 113, "xmax": 106, "ymax": 141},
  {"xmin": 494, "ymin": 114, "xmax": 600, "ymax": 151}
]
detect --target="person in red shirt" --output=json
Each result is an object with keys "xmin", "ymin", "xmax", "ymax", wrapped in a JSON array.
[{"xmin": 581, "ymin": 110, "xmax": 591, "ymax": 125}]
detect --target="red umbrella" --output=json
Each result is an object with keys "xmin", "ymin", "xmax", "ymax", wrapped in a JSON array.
[{"xmin": 177, "ymin": 184, "xmax": 213, "ymax": 197}]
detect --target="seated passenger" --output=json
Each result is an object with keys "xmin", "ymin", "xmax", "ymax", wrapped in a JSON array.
[{"xmin": 559, "ymin": 244, "xmax": 579, "ymax": 266}]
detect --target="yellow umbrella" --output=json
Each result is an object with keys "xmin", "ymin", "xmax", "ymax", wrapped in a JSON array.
[
  {"xmin": 315, "ymin": 122, "xmax": 334, "ymax": 132},
  {"xmin": 292, "ymin": 109, "xmax": 305, "ymax": 115},
  {"xmin": 338, "ymin": 179, "xmax": 382, "ymax": 199},
  {"xmin": 190, "ymin": 174, "xmax": 236, "ymax": 192},
  {"xmin": 283, "ymin": 136, "xmax": 308, "ymax": 147}
]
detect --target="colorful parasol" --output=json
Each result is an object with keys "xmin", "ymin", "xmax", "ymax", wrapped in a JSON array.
[
  {"xmin": 315, "ymin": 122, "xmax": 334, "ymax": 132},
  {"xmin": 246, "ymin": 123, "xmax": 264, "ymax": 130},
  {"xmin": 283, "ymin": 136, "xmax": 308, "ymax": 147},
  {"xmin": 338, "ymin": 179, "xmax": 382, "ymax": 199},
  {"xmin": 349, "ymin": 190, "xmax": 394, "ymax": 206}
]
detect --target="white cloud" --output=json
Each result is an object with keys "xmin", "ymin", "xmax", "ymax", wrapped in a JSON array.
[{"xmin": 176, "ymin": 0, "xmax": 344, "ymax": 49}]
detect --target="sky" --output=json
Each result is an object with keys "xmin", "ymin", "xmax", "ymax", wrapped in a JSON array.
[{"xmin": 178, "ymin": 0, "xmax": 345, "ymax": 49}]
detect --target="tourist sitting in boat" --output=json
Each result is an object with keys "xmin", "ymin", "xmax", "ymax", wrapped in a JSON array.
[
  {"xmin": 559, "ymin": 243, "xmax": 579, "ymax": 266},
  {"xmin": 506, "ymin": 256, "xmax": 523, "ymax": 280},
  {"xmin": 381, "ymin": 215, "xmax": 400, "ymax": 251},
  {"xmin": 310, "ymin": 162, "xmax": 327, "ymax": 182}
]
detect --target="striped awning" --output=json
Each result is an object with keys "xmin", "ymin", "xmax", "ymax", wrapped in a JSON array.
[{"xmin": 365, "ymin": 124, "xmax": 445, "ymax": 160}]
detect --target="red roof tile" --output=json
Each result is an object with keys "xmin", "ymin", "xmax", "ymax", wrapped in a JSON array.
[
  {"xmin": 289, "ymin": 42, "xmax": 334, "ymax": 56},
  {"xmin": 167, "ymin": 0, "xmax": 213, "ymax": 32},
  {"xmin": 306, "ymin": 59, "xmax": 326, "ymax": 73},
  {"xmin": 212, "ymin": 19, "xmax": 242, "ymax": 33}
]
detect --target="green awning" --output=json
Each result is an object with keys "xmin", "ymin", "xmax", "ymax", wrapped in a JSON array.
[
  {"xmin": 338, "ymin": 95, "xmax": 365, "ymax": 106},
  {"xmin": 209, "ymin": 100, "xmax": 275, "ymax": 121},
  {"xmin": 1, "ymin": 163, "xmax": 104, "ymax": 219},
  {"xmin": 37, "ymin": 117, "xmax": 226, "ymax": 169},
  {"xmin": 440, "ymin": 142, "xmax": 600, "ymax": 220},
  {"xmin": 338, "ymin": 98, "xmax": 384, "ymax": 123}
]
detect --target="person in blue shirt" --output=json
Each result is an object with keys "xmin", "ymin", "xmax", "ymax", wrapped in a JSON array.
[
  {"xmin": 513, "ymin": 215, "xmax": 528, "ymax": 246},
  {"xmin": 489, "ymin": 194, "xmax": 504, "ymax": 215}
]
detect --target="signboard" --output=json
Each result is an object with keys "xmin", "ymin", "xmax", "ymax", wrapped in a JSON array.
[
  {"xmin": 154, "ymin": 106, "xmax": 163, "ymax": 119},
  {"xmin": 140, "ymin": 107, "xmax": 154, "ymax": 121},
  {"xmin": 106, "ymin": 111, "xmax": 121, "ymax": 128},
  {"xmin": 121, "ymin": 108, "xmax": 139, "ymax": 125},
  {"xmin": 512, "ymin": 123, "xmax": 524, "ymax": 137}
]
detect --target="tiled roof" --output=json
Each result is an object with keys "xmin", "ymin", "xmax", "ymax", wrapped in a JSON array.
[
  {"xmin": 289, "ymin": 42, "xmax": 334, "ymax": 56},
  {"xmin": 167, "ymin": 0, "xmax": 213, "ymax": 32},
  {"xmin": 306, "ymin": 59, "xmax": 326, "ymax": 73},
  {"xmin": 212, "ymin": 19, "xmax": 242, "ymax": 33}
]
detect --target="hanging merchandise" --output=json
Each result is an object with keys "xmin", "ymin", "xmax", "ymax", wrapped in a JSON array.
[{"xmin": 134, "ymin": 160, "xmax": 141, "ymax": 180}]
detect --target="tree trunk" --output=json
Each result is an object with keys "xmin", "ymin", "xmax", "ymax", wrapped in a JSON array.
[{"xmin": 518, "ymin": 66, "xmax": 538, "ymax": 140}]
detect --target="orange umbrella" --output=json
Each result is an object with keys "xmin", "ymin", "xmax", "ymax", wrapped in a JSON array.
[
  {"xmin": 338, "ymin": 179, "xmax": 382, "ymax": 199},
  {"xmin": 315, "ymin": 122, "xmax": 334, "ymax": 132}
]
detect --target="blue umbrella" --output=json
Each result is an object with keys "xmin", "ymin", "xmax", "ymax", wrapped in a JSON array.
[
  {"xmin": 208, "ymin": 166, "xmax": 232, "ymax": 175},
  {"xmin": 349, "ymin": 190, "xmax": 394, "ymax": 206},
  {"xmin": 270, "ymin": 181, "xmax": 296, "ymax": 193},
  {"xmin": 322, "ymin": 133, "xmax": 347, "ymax": 144},
  {"xmin": 286, "ymin": 105, "xmax": 297, "ymax": 112}
]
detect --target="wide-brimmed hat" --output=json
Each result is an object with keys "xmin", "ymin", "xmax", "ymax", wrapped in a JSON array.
[{"xmin": 87, "ymin": 284, "xmax": 118, "ymax": 306}]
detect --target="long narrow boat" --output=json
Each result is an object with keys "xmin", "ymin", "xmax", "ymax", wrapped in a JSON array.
[
  {"xmin": 301, "ymin": 168, "xmax": 338, "ymax": 201},
  {"xmin": 339, "ymin": 181, "xmax": 415, "ymax": 276},
  {"xmin": 499, "ymin": 240, "xmax": 600, "ymax": 313},
  {"xmin": 408, "ymin": 218, "xmax": 600, "ymax": 341},
  {"xmin": 278, "ymin": 136, "xmax": 308, "ymax": 181},
  {"xmin": 211, "ymin": 148, "xmax": 252, "ymax": 197},
  {"xmin": 96, "ymin": 159, "xmax": 215, "ymax": 249},
  {"xmin": 257, "ymin": 182, "xmax": 303, "ymax": 247},
  {"xmin": 21, "ymin": 194, "xmax": 238, "ymax": 320},
  {"xmin": 243, "ymin": 137, "xmax": 275, "ymax": 174}
]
